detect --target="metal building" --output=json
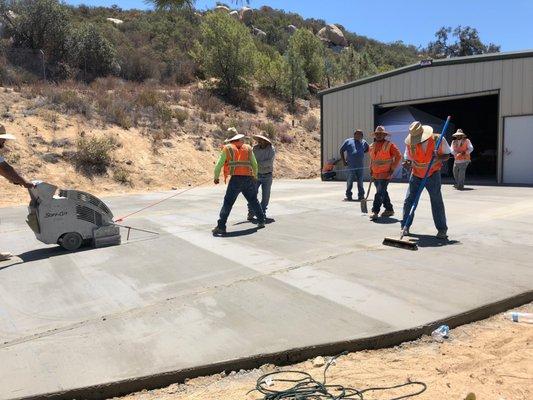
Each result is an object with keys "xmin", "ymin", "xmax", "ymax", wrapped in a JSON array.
[{"xmin": 319, "ymin": 50, "xmax": 533, "ymax": 184}]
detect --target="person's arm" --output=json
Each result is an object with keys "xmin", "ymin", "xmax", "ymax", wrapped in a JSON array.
[
  {"xmin": 213, "ymin": 150, "xmax": 226, "ymax": 184},
  {"xmin": 390, "ymin": 144, "xmax": 402, "ymax": 171},
  {"xmin": 450, "ymin": 140, "xmax": 459, "ymax": 156},
  {"xmin": 437, "ymin": 138, "xmax": 452, "ymax": 161},
  {"xmin": 363, "ymin": 140, "xmax": 369, "ymax": 153},
  {"xmin": 339, "ymin": 141, "xmax": 347, "ymax": 166},
  {"xmin": 467, "ymin": 139, "xmax": 474, "ymax": 154},
  {"xmin": 250, "ymin": 151, "xmax": 258, "ymax": 178},
  {"xmin": 0, "ymin": 161, "xmax": 33, "ymax": 188},
  {"xmin": 270, "ymin": 145, "xmax": 276, "ymax": 161}
]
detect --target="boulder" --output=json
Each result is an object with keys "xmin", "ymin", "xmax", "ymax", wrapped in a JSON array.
[
  {"xmin": 229, "ymin": 10, "xmax": 239, "ymax": 20},
  {"xmin": 317, "ymin": 24, "xmax": 347, "ymax": 47},
  {"xmin": 106, "ymin": 17, "xmax": 123, "ymax": 25},
  {"xmin": 240, "ymin": 7, "xmax": 253, "ymax": 25},
  {"xmin": 214, "ymin": 5, "xmax": 230, "ymax": 13},
  {"xmin": 286, "ymin": 24, "xmax": 297, "ymax": 34},
  {"xmin": 252, "ymin": 27, "xmax": 267, "ymax": 38}
]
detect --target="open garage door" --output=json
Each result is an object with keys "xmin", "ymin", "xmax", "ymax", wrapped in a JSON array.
[
  {"xmin": 376, "ymin": 93, "xmax": 499, "ymax": 184},
  {"xmin": 503, "ymin": 115, "xmax": 533, "ymax": 184}
]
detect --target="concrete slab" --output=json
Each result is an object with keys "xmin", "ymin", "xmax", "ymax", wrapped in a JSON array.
[{"xmin": 0, "ymin": 180, "xmax": 532, "ymax": 399}]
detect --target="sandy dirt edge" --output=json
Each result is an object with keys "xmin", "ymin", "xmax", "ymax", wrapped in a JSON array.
[{"xmin": 115, "ymin": 303, "xmax": 533, "ymax": 400}]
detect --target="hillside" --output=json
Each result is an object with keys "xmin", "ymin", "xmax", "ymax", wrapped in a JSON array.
[{"xmin": 0, "ymin": 80, "xmax": 321, "ymax": 206}]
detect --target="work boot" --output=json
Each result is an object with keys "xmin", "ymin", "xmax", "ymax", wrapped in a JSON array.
[
  {"xmin": 344, "ymin": 196, "xmax": 353, "ymax": 202},
  {"xmin": 212, "ymin": 226, "xmax": 226, "ymax": 236},
  {"xmin": 381, "ymin": 210, "xmax": 394, "ymax": 217},
  {"xmin": 436, "ymin": 229, "xmax": 448, "ymax": 239},
  {"xmin": 0, "ymin": 251, "xmax": 13, "ymax": 261},
  {"xmin": 247, "ymin": 211, "xmax": 255, "ymax": 221},
  {"xmin": 369, "ymin": 212, "xmax": 378, "ymax": 221},
  {"xmin": 257, "ymin": 221, "xmax": 265, "ymax": 229}
]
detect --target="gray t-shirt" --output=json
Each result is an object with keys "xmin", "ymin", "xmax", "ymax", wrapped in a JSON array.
[{"xmin": 253, "ymin": 144, "xmax": 275, "ymax": 174}]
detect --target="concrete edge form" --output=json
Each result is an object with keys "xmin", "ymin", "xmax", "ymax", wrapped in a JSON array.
[{"xmin": 16, "ymin": 290, "xmax": 533, "ymax": 400}]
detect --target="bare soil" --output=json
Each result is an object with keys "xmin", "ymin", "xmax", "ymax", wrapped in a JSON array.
[
  {"xmin": 116, "ymin": 303, "xmax": 533, "ymax": 400},
  {"xmin": 0, "ymin": 83, "xmax": 320, "ymax": 207}
]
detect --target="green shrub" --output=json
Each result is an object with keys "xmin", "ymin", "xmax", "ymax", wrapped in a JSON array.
[
  {"xmin": 259, "ymin": 122, "xmax": 276, "ymax": 139},
  {"xmin": 135, "ymin": 89, "xmax": 162, "ymax": 108},
  {"xmin": 302, "ymin": 114, "xmax": 318, "ymax": 132},
  {"xmin": 174, "ymin": 108, "xmax": 189, "ymax": 125},
  {"xmin": 47, "ymin": 88, "xmax": 94, "ymax": 117},
  {"xmin": 192, "ymin": 11, "xmax": 258, "ymax": 95},
  {"xmin": 75, "ymin": 134, "xmax": 119, "ymax": 174},
  {"xmin": 113, "ymin": 166, "xmax": 131, "ymax": 185},
  {"xmin": 266, "ymin": 102, "xmax": 284, "ymax": 121},
  {"xmin": 192, "ymin": 89, "xmax": 223, "ymax": 112}
]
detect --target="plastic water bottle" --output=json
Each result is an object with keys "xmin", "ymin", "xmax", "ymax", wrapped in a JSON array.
[
  {"xmin": 431, "ymin": 325, "xmax": 449, "ymax": 341},
  {"xmin": 506, "ymin": 312, "xmax": 533, "ymax": 324}
]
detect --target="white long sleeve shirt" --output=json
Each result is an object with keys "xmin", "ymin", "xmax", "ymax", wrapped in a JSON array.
[{"xmin": 403, "ymin": 138, "xmax": 452, "ymax": 161}]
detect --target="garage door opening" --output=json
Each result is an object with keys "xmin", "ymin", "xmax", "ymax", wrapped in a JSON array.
[{"xmin": 376, "ymin": 94, "xmax": 499, "ymax": 183}]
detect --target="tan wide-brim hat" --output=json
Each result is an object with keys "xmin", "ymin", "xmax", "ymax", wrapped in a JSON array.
[
  {"xmin": 372, "ymin": 125, "xmax": 390, "ymax": 136},
  {"xmin": 0, "ymin": 125, "xmax": 16, "ymax": 140},
  {"xmin": 224, "ymin": 127, "xmax": 245, "ymax": 143},
  {"xmin": 405, "ymin": 121, "xmax": 433, "ymax": 145},
  {"xmin": 252, "ymin": 134, "xmax": 272, "ymax": 144},
  {"xmin": 452, "ymin": 129, "xmax": 467, "ymax": 138}
]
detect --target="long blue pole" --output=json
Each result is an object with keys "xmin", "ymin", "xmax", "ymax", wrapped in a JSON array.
[{"xmin": 402, "ymin": 116, "xmax": 451, "ymax": 235}]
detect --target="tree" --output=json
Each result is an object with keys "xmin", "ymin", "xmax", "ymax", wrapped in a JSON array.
[
  {"xmin": 338, "ymin": 46, "xmax": 360, "ymax": 83},
  {"xmin": 427, "ymin": 26, "xmax": 500, "ymax": 58},
  {"xmin": 192, "ymin": 11, "xmax": 257, "ymax": 96},
  {"xmin": 288, "ymin": 28, "xmax": 324, "ymax": 84},
  {"xmin": 146, "ymin": 0, "xmax": 193, "ymax": 11},
  {"xmin": 256, "ymin": 51, "xmax": 285, "ymax": 95},
  {"xmin": 282, "ymin": 40, "xmax": 308, "ymax": 111},
  {"xmin": 67, "ymin": 23, "xmax": 117, "ymax": 80},
  {"xmin": 1, "ymin": 0, "xmax": 71, "ymax": 61}
]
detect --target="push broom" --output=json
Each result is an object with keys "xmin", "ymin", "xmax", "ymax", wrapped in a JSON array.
[{"xmin": 383, "ymin": 116, "xmax": 451, "ymax": 251}]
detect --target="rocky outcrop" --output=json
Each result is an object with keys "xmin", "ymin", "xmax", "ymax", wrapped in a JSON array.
[
  {"xmin": 240, "ymin": 7, "xmax": 253, "ymax": 25},
  {"xmin": 214, "ymin": 5, "xmax": 230, "ymax": 13},
  {"xmin": 106, "ymin": 17, "xmax": 124, "ymax": 25},
  {"xmin": 252, "ymin": 27, "xmax": 267, "ymax": 38},
  {"xmin": 317, "ymin": 24, "xmax": 347, "ymax": 47},
  {"xmin": 287, "ymin": 24, "xmax": 297, "ymax": 34},
  {"xmin": 229, "ymin": 10, "xmax": 239, "ymax": 20}
]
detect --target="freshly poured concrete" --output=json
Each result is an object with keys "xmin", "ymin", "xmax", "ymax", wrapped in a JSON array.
[{"xmin": 0, "ymin": 180, "xmax": 532, "ymax": 399}]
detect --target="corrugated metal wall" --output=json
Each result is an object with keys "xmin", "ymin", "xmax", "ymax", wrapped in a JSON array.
[{"xmin": 322, "ymin": 56, "xmax": 533, "ymax": 182}]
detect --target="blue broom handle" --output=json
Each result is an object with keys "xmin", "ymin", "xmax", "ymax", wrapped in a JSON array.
[{"xmin": 405, "ymin": 116, "xmax": 451, "ymax": 228}]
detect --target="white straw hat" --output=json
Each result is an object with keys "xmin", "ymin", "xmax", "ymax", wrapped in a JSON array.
[{"xmin": 405, "ymin": 121, "xmax": 433, "ymax": 145}]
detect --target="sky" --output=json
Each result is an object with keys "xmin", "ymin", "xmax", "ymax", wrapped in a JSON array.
[{"xmin": 66, "ymin": 0, "xmax": 533, "ymax": 52}]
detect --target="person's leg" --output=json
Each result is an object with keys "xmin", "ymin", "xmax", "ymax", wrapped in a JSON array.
[
  {"xmin": 260, "ymin": 174, "xmax": 273, "ymax": 215},
  {"xmin": 402, "ymin": 175, "xmax": 421, "ymax": 229},
  {"xmin": 355, "ymin": 169, "xmax": 365, "ymax": 200},
  {"xmin": 247, "ymin": 178, "xmax": 261, "ymax": 219},
  {"xmin": 381, "ymin": 180, "xmax": 394, "ymax": 212},
  {"xmin": 217, "ymin": 177, "xmax": 241, "ymax": 230},
  {"xmin": 425, "ymin": 172, "xmax": 448, "ymax": 232},
  {"xmin": 242, "ymin": 176, "xmax": 265, "ymax": 224},
  {"xmin": 345, "ymin": 170, "xmax": 355, "ymax": 199},
  {"xmin": 371, "ymin": 179, "xmax": 384, "ymax": 214},
  {"xmin": 457, "ymin": 162, "xmax": 469, "ymax": 189},
  {"xmin": 452, "ymin": 162, "xmax": 459, "ymax": 187}
]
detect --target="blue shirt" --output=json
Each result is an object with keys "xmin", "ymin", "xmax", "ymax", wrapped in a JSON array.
[{"xmin": 339, "ymin": 138, "xmax": 369, "ymax": 168}]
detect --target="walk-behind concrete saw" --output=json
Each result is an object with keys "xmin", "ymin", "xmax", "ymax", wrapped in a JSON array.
[{"xmin": 26, "ymin": 181, "xmax": 121, "ymax": 251}]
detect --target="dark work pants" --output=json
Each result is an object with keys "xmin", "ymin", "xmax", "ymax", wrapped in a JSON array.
[{"xmin": 217, "ymin": 176, "xmax": 265, "ymax": 229}]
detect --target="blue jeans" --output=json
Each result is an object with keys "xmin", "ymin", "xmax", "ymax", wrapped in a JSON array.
[
  {"xmin": 402, "ymin": 172, "xmax": 447, "ymax": 231},
  {"xmin": 218, "ymin": 176, "xmax": 265, "ymax": 229},
  {"xmin": 372, "ymin": 179, "xmax": 393, "ymax": 213},
  {"xmin": 248, "ymin": 173, "xmax": 273, "ymax": 216},
  {"xmin": 346, "ymin": 168, "xmax": 364, "ymax": 199}
]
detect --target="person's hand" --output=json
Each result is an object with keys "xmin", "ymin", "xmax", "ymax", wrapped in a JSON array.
[
  {"xmin": 214, "ymin": 178, "xmax": 219, "ymax": 185},
  {"xmin": 402, "ymin": 160, "xmax": 412, "ymax": 168}
]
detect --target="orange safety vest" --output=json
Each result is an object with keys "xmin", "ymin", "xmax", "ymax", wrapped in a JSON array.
[
  {"xmin": 369, "ymin": 140, "xmax": 398, "ymax": 180},
  {"xmin": 223, "ymin": 143, "xmax": 253, "ymax": 181},
  {"xmin": 406, "ymin": 135, "xmax": 443, "ymax": 178},
  {"xmin": 452, "ymin": 139, "xmax": 471, "ymax": 162}
]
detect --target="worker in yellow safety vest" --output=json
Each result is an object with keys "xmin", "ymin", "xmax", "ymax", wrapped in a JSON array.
[
  {"xmin": 212, "ymin": 128, "xmax": 265, "ymax": 235},
  {"xmin": 368, "ymin": 126, "xmax": 402, "ymax": 221},
  {"xmin": 401, "ymin": 121, "xmax": 452, "ymax": 239},
  {"xmin": 451, "ymin": 129, "xmax": 474, "ymax": 190}
]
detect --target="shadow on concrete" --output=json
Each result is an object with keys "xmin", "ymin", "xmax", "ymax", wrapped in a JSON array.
[
  {"xmin": 455, "ymin": 187, "xmax": 476, "ymax": 191},
  {"xmin": 373, "ymin": 217, "xmax": 401, "ymax": 225},
  {"xmin": 220, "ymin": 227, "xmax": 261, "ymax": 237},
  {"xmin": 17, "ymin": 246, "xmax": 91, "ymax": 263},
  {"xmin": 409, "ymin": 234, "xmax": 461, "ymax": 248}
]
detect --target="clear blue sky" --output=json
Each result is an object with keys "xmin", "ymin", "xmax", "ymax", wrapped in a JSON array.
[{"xmin": 66, "ymin": 0, "xmax": 533, "ymax": 52}]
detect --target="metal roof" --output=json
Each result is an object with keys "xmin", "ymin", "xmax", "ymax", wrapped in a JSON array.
[{"xmin": 319, "ymin": 49, "xmax": 533, "ymax": 96}]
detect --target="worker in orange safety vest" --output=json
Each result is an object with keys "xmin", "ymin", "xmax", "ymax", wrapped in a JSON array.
[
  {"xmin": 212, "ymin": 128, "xmax": 265, "ymax": 236},
  {"xmin": 401, "ymin": 121, "xmax": 452, "ymax": 239},
  {"xmin": 451, "ymin": 129, "xmax": 474, "ymax": 190},
  {"xmin": 368, "ymin": 126, "xmax": 402, "ymax": 221}
]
